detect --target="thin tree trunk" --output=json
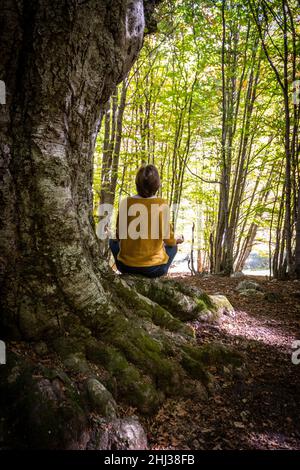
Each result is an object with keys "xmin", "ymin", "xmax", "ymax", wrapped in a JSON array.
[
  {"xmin": 235, "ymin": 223, "xmax": 258, "ymax": 272},
  {"xmin": 295, "ymin": 186, "xmax": 300, "ymax": 277}
]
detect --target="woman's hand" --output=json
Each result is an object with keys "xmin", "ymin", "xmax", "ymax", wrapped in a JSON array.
[{"xmin": 176, "ymin": 235, "xmax": 184, "ymax": 244}]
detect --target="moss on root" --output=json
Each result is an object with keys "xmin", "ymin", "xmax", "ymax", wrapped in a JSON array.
[
  {"xmin": 197, "ymin": 292, "xmax": 215, "ymax": 311},
  {"xmin": 52, "ymin": 336, "xmax": 86, "ymax": 358},
  {"xmin": 85, "ymin": 340, "xmax": 163, "ymax": 414},
  {"xmin": 121, "ymin": 276, "xmax": 219, "ymax": 323},
  {"xmin": 114, "ymin": 331, "xmax": 185, "ymax": 395},
  {"xmin": 112, "ymin": 277, "xmax": 195, "ymax": 337},
  {"xmin": 95, "ymin": 308, "xmax": 198, "ymax": 397},
  {"xmin": 183, "ymin": 342, "xmax": 243, "ymax": 368},
  {"xmin": 150, "ymin": 304, "xmax": 194, "ymax": 337},
  {"xmin": 200, "ymin": 343, "xmax": 243, "ymax": 367},
  {"xmin": 180, "ymin": 352, "xmax": 210, "ymax": 384},
  {"xmin": 1, "ymin": 273, "xmax": 241, "ymax": 448},
  {"xmin": 85, "ymin": 315, "xmax": 211, "ymax": 413},
  {"xmin": 83, "ymin": 277, "xmax": 239, "ymax": 414}
]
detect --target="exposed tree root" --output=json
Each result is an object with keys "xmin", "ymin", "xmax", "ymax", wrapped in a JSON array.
[{"xmin": 0, "ymin": 274, "xmax": 241, "ymax": 448}]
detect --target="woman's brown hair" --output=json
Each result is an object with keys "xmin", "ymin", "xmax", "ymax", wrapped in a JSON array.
[{"xmin": 135, "ymin": 164, "xmax": 160, "ymax": 198}]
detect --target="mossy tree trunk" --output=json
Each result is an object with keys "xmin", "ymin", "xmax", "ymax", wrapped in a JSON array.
[
  {"xmin": 0, "ymin": 0, "xmax": 241, "ymax": 449},
  {"xmin": 0, "ymin": 0, "xmax": 153, "ymax": 338}
]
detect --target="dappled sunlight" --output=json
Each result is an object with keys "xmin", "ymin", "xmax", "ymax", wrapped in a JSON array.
[
  {"xmin": 153, "ymin": 274, "xmax": 300, "ymax": 450},
  {"xmin": 219, "ymin": 309, "xmax": 297, "ymax": 351},
  {"xmin": 246, "ymin": 432, "xmax": 299, "ymax": 450}
]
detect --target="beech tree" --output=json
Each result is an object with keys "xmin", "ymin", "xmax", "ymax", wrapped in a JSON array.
[{"xmin": 0, "ymin": 0, "xmax": 238, "ymax": 449}]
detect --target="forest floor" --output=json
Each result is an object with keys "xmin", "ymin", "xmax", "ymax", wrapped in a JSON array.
[
  {"xmin": 6, "ymin": 274, "xmax": 300, "ymax": 450},
  {"xmin": 142, "ymin": 274, "xmax": 300, "ymax": 450}
]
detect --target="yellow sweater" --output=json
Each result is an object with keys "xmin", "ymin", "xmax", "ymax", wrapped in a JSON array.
[{"xmin": 116, "ymin": 196, "xmax": 176, "ymax": 267}]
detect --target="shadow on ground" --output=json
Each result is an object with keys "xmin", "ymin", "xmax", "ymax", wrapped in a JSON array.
[{"xmin": 145, "ymin": 275, "xmax": 300, "ymax": 450}]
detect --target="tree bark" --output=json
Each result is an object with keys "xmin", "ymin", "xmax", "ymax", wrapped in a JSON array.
[
  {"xmin": 0, "ymin": 0, "xmax": 149, "ymax": 337},
  {"xmin": 0, "ymin": 0, "xmax": 242, "ymax": 449}
]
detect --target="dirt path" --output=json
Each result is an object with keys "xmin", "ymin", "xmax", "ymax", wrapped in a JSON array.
[{"xmin": 146, "ymin": 275, "xmax": 300, "ymax": 450}]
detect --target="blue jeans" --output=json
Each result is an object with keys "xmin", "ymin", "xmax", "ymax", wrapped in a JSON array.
[{"xmin": 109, "ymin": 239, "xmax": 177, "ymax": 278}]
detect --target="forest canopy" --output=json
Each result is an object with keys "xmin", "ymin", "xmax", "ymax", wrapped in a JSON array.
[{"xmin": 94, "ymin": 0, "xmax": 300, "ymax": 279}]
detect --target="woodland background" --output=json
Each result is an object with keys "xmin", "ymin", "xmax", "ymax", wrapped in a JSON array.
[{"xmin": 94, "ymin": 0, "xmax": 300, "ymax": 278}]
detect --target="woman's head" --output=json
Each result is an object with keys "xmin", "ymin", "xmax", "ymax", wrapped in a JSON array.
[{"xmin": 135, "ymin": 164, "xmax": 160, "ymax": 198}]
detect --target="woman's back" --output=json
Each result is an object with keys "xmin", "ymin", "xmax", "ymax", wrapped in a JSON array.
[
  {"xmin": 109, "ymin": 164, "xmax": 181, "ymax": 278},
  {"xmin": 117, "ymin": 195, "xmax": 176, "ymax": 267}
]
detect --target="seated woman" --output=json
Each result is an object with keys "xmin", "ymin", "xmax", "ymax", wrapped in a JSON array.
[{"xmin": 109, "ymin": 164, "xmax": 183, "ymax": 278}]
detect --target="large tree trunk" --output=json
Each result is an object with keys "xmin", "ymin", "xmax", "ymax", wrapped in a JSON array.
[
  {"xmin": 0, "ymin": 0, "xmax": 241, "ymax": 449},
  {"xmin": 0, "ymin": 0, "xmax": 149, "ymax": 338}
]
